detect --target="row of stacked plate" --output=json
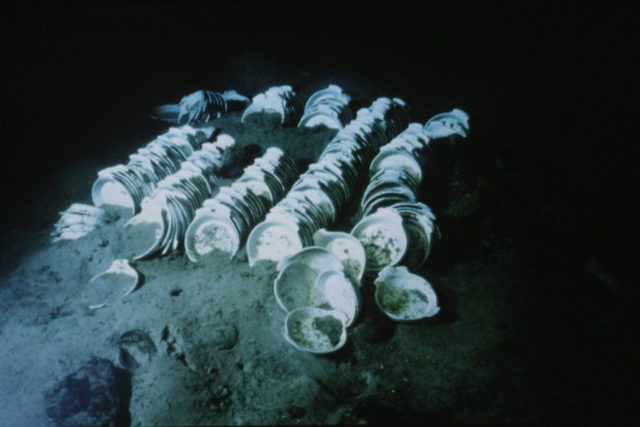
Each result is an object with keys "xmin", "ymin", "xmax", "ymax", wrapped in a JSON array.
[
  {"xmin": 91, "ymin": 125, "xmax": 215, "ymax": 217},
  {"xmin": 246, "ymin": 97, "xmax": 410, "ymax": 267},
  {"xmin": 360, "ymin": 123, "xmax": 431, "ymax": 216},
  {"xmin": 347, "ymin": 109, "xmax": 471, "ymax": 324},
  {"xmin": 241, "ymin": 85, "xmax": 303, "ymax": 127},
  {"xmin": 122, "ymin": 134, "xmax": 240, "ymax": 259},
  {"xmin": 246, "ymin": 97, "xmax": 409, "ymax": 354},
  {"xmin": 351, "ymin": 109, "xmax": 470, "ymax": 274},
  {"xmin": 352, "ymin": 123, "xmax": 436, "ymax": 274},
  {"xmin": 298, "ymin": 85, "xmax": 352, "ymax": 130},
  {"xmin": 183, "ymin": 147, "xmax": 299, "ymax": 262},
  {"xmin": 369, "ymin": 97, "xmax": 411, "ymax": 141}
]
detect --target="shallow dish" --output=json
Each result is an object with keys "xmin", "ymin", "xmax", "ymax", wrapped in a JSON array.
[
  {"xmin": 374, "ymin": 266, "xmax": 440, "ymax": 321},
  {"xmin": 283, "ymin": 307, "xmax": 348, "ymax": 354}
]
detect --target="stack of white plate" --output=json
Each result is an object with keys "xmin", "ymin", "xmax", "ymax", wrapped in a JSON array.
[
  {"xmin": 353, "ymin": 124, "xmax": 436, "ymax": 273},
  {"xmin": 92, "ymin": 125, "xmax": 215, "ymax": 217},
  {"xmin": 352, "ymin": 109, "xmax": 471, "ymax": 273},
  {"xmin": 246, "ymin": 97, "xmax": 410, "ymax": 266},
  {"xmin": 360, "ymin": 108, "xmax": 471, "ymax": 217},
  {"xmin": 152, "ymin": 89, "xmax": 251, "ymax": 125},
  {"xmin": 122, "ymin": 134, "xmax": 239, "ymax": 259},
  {"xmin": 240, "ymin": 85, "xmax": 303, "ymax": 126},
  {"xmin": 274, "ymin": 247, "xmax": 361, "ymax": 354},
  {"xmin": 177, "ymin": 90, "xmax": 229, "ymax": 124},
  {"xmin": 359, "ymin": 124, "xmax": 431, "ymax": 216},
  {"xmin": 298, "ymin": 85, "xmax": 352, "ymax": 130},
  {"xmin": 370, "ymin": 123, "xmax": 430, "ymax": 180},
  {"xmin": 352, "ymin": 201, "xmax": 436, "ymax": 272},
  {"xmin": 423, "ymin": 108, "xmax": 470, "ymax": 140},
  {"xmin": 369, "ymin": 97, "xmax": 411, "ymax": 140},
  {"xmin": 51, "ymin": 203, "xmax": 113, "ymax": 243},
  {"xmin": 392, "ymin": 202, "xmax": 437, "ymax": 269},
  {"xmin": 184, "ymin": 147, "xmax": 299, "ymax": 262}
]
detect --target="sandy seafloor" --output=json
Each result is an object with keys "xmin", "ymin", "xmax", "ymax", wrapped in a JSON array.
[
  {"xmin": 0, "ymin": 3, "xmax": 636, "ymax": 425},
  {"xmin": 0, "ymin": 100, "xmax": 629, "ymax": 425},
  {"xmin": 2, "ymin": 101, "xmax": 510, "ymax": 425},
  {"xmin": 0, "ymin": 94, "xmax": 520, "ymax": 426}
]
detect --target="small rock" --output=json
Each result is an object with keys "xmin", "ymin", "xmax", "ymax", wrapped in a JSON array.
[
  {"xmin": 288, "ymin": 405, "xmax": 306, "ymax": 419},
  {"xmin": 118, "ymin": 329, "xmax": 157, "ymax": 372},
  {"xmin": 44, "ymin": 357, "xmax": 130, "ymax": 427},
  {"xmin": 211, "ymin": 324, "xmax": 238, "ymax": 350},
  {"xmin": 325, "ymin": 404, "xmax": 365, "ymax": 424},
  {"xmin": 445, "ymin": 192, "xmax": 480, "ymax": 218},
  {"xmin": 234, "ymin": 249, "xmax": 248, "ymax": 263},
  {"xmin": 207, "ymin": 385, "xmax": 232, "ymax": 411},
  {"xmin": 160, "ymin": 325, "xmax": 198, "ymax": 371},
  {"xmin": 585, "ymin": 256, "xmax": 622, "ymax": 295},
  {"xmin": 352, "ymin": 316, "xmax": 394, "ymax": 343}
]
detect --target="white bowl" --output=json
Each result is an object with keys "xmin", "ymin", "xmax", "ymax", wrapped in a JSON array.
[
  {"xmin": 374, "ymin": 266, "xmax": 440, "ymax": 321},
  {"xmin": 274, "ymin": 262, "xmax": 325, "ymax": 312},
  {"xmin": 87, "ymin": 259, "xmax": 140, "ymax": 307},
  {"xmin": 283, "ymin": 307, "xmax": 348, "ymax": 354}
]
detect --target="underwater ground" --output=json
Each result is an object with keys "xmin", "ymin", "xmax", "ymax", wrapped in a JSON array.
[{"xmin": 1, "ymin": 3, "xmax": 636, "ymax": 425}]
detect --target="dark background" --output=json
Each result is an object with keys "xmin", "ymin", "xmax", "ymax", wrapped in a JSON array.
[{"xmin": 2, "ymin": 1, "xmax": 637, "ymax": 421}]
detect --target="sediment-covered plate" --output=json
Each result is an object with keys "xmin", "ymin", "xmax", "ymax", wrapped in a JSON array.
[
  {"xmin": 374, "ymin": 266, "xmax": 440, "ymax": 321},
  {"xmin": 283, "ymin": 307, "xmax": 348, "ymax": 354}
]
